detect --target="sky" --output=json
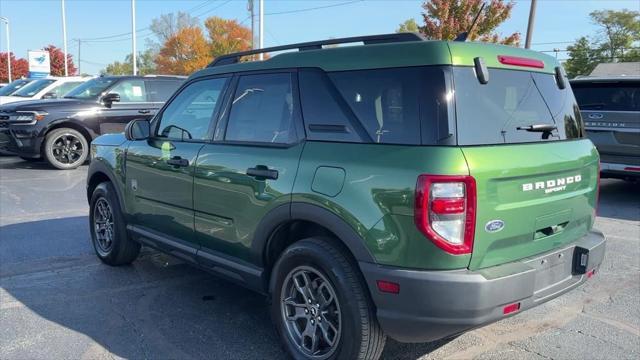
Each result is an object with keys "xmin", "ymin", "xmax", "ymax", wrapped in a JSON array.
[{"xmin": 0, "ymin": 0, "xmax": 638, "ymax": 75}]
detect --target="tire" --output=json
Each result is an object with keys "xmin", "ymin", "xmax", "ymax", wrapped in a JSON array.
[
  {"xmin": 19, "ymin": 156, "xmax": 41, "ymax": 162},
  {"xmin": 270, "ymin": 237, "xmax": 386, "ymax": 360},
  {"xmin": 89, "ymin": 182, "xmax": 140, "ymax": 266},
  {"xmin": 43, "ymin": 127, "xmax": 89, "ymax": 170}
]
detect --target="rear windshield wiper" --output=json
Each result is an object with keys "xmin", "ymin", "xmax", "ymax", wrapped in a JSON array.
[{"xmin": 517, "ymin": 124, "xmax": 557, "ymax": 139}]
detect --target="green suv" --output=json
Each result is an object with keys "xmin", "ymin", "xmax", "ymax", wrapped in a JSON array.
[{"xmin": 87, "ymin": 33, "xmax": 605, "ymax": 359}]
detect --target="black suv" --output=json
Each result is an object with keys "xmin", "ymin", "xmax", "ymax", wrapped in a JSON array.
[{"xmin": 0, "ymin": 75, "xmax": 184, "ymax": 169}]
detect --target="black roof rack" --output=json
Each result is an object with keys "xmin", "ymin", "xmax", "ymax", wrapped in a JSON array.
[{"xmin": 207, "ymin": 32, "xmax": 425, "ymax": 67}]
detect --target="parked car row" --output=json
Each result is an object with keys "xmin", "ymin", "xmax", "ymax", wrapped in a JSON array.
[{"xmin": 0, "ymin": 75, "xmax": 184, "ymax": 168}]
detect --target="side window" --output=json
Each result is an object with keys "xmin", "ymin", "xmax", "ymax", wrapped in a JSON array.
[
  {"xmin": 225, "ymin": 73, "xmax": 296, "ymax": 144},
  {"xmin": 299, "ymin": 70, "xmax": 363, "ymax": 143},
  {"xmin": 51, "ymin": 81, "xmax": 83, "ymax": 98},
  {"xmin": 156, "ymin": 77, "xmax": 228, "ymax": 141},
  {"xmin": 145, "ymin": 79, "xmax": 183, "ymax": 102},
  {"xmin": 108, "ymin": 80, "xmax": 146, "ymax": 102}
]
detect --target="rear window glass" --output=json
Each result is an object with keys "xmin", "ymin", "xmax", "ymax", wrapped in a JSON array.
[
  {"xmin": 572, "ymin": 82, "xmax": 640, "ymax": 111},
  {"xmin": 454, "ymin": 67, "xmax": 582, "ymax": 145},
  {"xmin": 328, "ymin": 66, "xmax": 452, "ymax": 145},
  {"xmin": 146, "ymin": 79, "xmax": 183, "ymax": 102}
]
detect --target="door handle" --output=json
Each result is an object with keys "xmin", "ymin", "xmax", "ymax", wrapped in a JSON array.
[
  {"xmin": 247, "ymin": 165, "xmax": 278, "ymax": 180},
  {"xmin": 166, "ymin": 156, "xmax": 189, "ymax": 167},
  {"xmin": 138, "ymin": 109, "xmax": 151, "ymax": 114}
]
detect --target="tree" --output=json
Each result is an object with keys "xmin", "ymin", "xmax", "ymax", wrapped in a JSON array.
[
  {"xmin": 403, "ymin": 0, "xmax": 520, "ymax": 45},
  {"xmin": 564, "ymin": 37, "xmax": 600, "ymax": 78},
  {"xmin": 0, "ymin": 53, "xmax": 29, "ymax": 83},
  {"xmin": 103, "ymin": 49, "xmax": 157, "ymax": 75},
  {"xmin": 397, "ymin": 18, "xmax": 420, "ymax": 33},
  {"xmin": 147, "ymin": 11, "xmax": 199, "ymax": 50},
  {"xmin": 155, "ymin": 26, "xmax": 210, "ymax": 75},
  {"xmin": 44, "ymin": 45, "xmax": 77, "ymax": 76},
  {"xmin": 204, "ymin": 16, "xmax": 252, "ymax": 59},
  {"xmin": 590, "ymin": 9, "xmax": 640, "ymax": 62}
]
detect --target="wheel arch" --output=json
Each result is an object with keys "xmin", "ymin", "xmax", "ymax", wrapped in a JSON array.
[
  {"xmin": 86, "ymin": 160, "xmax": 126, "ymax": 214},
  {"xmin": 44, "ymin": 119, "xmax": 96, "ymax": 148}
]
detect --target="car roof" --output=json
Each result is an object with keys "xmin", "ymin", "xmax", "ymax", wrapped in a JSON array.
[{"xmin": 190, "ymin": 33, "xmax": 559, "ymax": 80}]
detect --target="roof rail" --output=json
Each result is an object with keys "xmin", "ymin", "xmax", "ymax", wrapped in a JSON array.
[{"xmin": 207, "ymin": 32, "xmax": 425, "ymax": 68}]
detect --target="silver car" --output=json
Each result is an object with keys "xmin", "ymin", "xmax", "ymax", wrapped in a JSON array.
[{"xmin": 571, "ymin": 76, "xmax": 640, "ymax": 181}]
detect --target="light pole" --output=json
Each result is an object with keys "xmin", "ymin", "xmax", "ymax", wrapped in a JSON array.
[
  {"xmin": 0, "ymin": 16, "xmax": 11, "ymax": 82},
  {"xmin": 525, "ymin": 0, "xmax": 537, "ymax": 49},
  {"xmin": 258, "ymin": 0, "xmax": 264, "ymax": 60},
  {"xmin": 62, "ymin": 0, "xmax": 68, "ymax": 76},
  {"xmin": 131, "ymin": 0, "xmax": 137, "ymax": 76}
]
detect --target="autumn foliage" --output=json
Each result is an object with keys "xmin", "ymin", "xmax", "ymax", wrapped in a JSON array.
[
  {"xmin": 44, "ymin": 45, "xmax": 77, "ymax": 76},
  {"xmin": 420, "ymin": 0, "xmax": 520, "ymax": 45},
  {"xmin": 155, "ymin": 26, "xmax": 210, "ymax": 75},
  {"xmin": 205, "ymin": 17, "xmax": 252, "ymax": 59},
  {"xmin": 0, "ymin": 53, "xmax": 29, "ymax": 83}
]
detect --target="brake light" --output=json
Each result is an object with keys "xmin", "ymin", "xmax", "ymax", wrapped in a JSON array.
[
  {"xmin": 595, "ymin": 161, "xmax": 601, "ymax": 218},
  {"xmin": 414, "ymin": 175, "xmax": 476, "ymax": 255},
  {"xmin": 497, "ymin": 55, "xmax": 545, "ymax": 69}
]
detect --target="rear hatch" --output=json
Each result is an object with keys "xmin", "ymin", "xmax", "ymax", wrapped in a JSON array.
[
  {"xmin": 452, "ymin": 64, "xmax": 599, "ymax": 270},
  {"xmin": 571, "ymin": 79, "xmax": 640, "ymax": 167}
]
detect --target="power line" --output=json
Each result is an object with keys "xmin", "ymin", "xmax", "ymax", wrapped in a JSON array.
[{"xmin": 264, "ymin": 0, "xmax": 363, "ymax": 16}]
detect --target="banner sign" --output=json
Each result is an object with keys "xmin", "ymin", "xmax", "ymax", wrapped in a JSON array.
[{"xmin": 28, "ymin": 50, "xmax": 51, "ymax": 78}]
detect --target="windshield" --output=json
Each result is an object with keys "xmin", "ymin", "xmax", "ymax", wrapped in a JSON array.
[
  {"xmin": 0, "ymin": 79, "xmax": 33, "ymax": 96},
  {"xmin": 454, "ymin": 67, "xmax": 583, "ymax": 145},
  {"xmin": 572, "ymin": 81, "xmax": 640, "ymax": 111},
  {"xmin": 64, "ymin": 78, "xmax": 116, "ymax": 100},
  {"xmin": 12, "ymin": 79, "xmax": 56, "ymax": 97}
]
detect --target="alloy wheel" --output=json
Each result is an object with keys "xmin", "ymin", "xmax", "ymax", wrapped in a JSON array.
[
  {"xmin": 93, "ymin": 198, "xmax": 114, "ymax": 254},
  {"xmin": 51, "ymin": 133, "xmax": 84, "ymax": 165}
]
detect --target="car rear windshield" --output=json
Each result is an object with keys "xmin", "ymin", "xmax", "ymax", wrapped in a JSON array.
[
  {"xmin": 572, "ymin": 81, "xmax": 640, "ymax": 111},
  {"xmin": 12, "ymin": 79, "xmax": 56, "ymax": 97},
  {"xmin": 0, "ymin": 79, "xmax": 31, "ymax": 96},
  {"xmin": 453, "ymin": 67, "xmax": 583, "ymax": 145}
]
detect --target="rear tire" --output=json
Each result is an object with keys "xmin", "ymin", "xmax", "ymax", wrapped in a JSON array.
[
  {"xmin": 89, "ymin": 182, "xmax": 140, "ymax": 266},
  {"xmin": 270, "ymin": 237, "xmax": 386, "ymax": 360},
  {"xmin": 43, "ymin": 127, "xmax": 89, "ymax": 170}
]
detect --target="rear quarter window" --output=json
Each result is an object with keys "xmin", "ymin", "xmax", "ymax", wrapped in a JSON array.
[
  {"xmin": 571, "ymin": 81, "xmax": 640, "ymax": 111},
  {"xmin": 146, "ymin": 79, "xmax": 184, "ymax": 102}
]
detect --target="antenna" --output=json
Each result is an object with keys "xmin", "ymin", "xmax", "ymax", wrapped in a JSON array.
[{"xmin": 454, "ymin": 3, "xmax": 486, "ymax": 42}]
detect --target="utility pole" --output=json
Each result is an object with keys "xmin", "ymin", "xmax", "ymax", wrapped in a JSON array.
[
  {"xmin": 248, "ymin": 0, "xmax": 254, "ymax": 49},
  {"xmin": 62, "ymin": 0, "xmax": 68, "ymax": 76},
  {"xmin": 258, "ymin": 0, "xmax": 264, "ymax": 60},
  {"xmin": 525, "ymin": 0, "xmax": 537, "ymax": 49},
  {"xmin": 131, "ymin": 0, "xmax": 137, "ymax": 75},
  {"xmin": 0, "ymin": 17, "xmax": 10, "ymax": 82}
]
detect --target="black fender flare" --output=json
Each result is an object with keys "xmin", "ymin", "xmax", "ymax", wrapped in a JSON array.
[
  {"xmin": 250, "ymin": 202, "xmax": 376, "ymax": 268},
  {"xmin": 86, "ymin": 159, "xmax": 126, "ymax": 214},
  {"xmin": 42, "ymin": 118, "xmax": 98, "ymax": 140}
]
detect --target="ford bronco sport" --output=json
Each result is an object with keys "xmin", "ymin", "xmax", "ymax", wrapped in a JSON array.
[{"xmin": 87, "ymin": 33, "xmax": 605, "ymax": 360}]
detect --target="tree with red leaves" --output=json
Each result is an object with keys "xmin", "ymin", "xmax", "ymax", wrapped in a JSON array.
[
  {"xmin": 0, "ymin": 53, "xmax": 29, "ymax": 83},
  {"xmin": 43, "ymin": 45, "xmax": 77, "ymax": 76},
  {"xmin": 400, "ymin": 0, "xmax": 520, "ymax": 46}
]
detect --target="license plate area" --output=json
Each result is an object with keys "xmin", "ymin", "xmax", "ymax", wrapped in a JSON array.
[{"xmin": 524, "ymin": 247, "xmax": 574, "ymax": 294}]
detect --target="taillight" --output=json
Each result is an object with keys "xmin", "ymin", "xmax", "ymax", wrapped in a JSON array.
[
  {"xmin": 414, "ymin": 175, "xmax": 477, "ymax": 255},
  {"xmin": 594, "ymin": 161, "xmax": 601, "ymax": 219}
]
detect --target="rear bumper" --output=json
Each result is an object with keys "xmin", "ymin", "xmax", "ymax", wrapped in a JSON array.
[
  {"xmin": 359, "ymin": 229, "xmax": 606, "ymax": 343},
  {"xmin": 600, "ymin": 162, "xmax": 640, "ymax": 179}
]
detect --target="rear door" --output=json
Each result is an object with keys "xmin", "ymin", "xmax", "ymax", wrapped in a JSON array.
[
  {"xmin": 99, "ymin": 79, "xmax": 151, "ymax": 134},
  {"xmin": 572, "ymin": 80, "xmax": 640, "ymax": 169},
  {"xmin": 144, "ymin": 78, "xmax": 185, "ymax": 116},
  {"xmin": 194, "ymin": 71, "xmax": 304, "ymax": 264},
  {"xmin": 453, "ymin": 67, "xmax": 599, "ymax": 270}
]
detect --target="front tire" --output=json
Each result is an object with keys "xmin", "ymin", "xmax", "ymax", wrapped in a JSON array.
[
  {"xmin": 43, "ymin": 127, "xmax": 89, "ymax": 170},
  {"xmin": 89, "ymin": 182, "xmax": 140, "ymax": 266},
  {"xmin": 270, "ymin": 238, "xmax": 386, "ymax": 360}
]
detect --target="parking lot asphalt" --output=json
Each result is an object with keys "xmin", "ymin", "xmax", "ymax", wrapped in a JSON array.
[{"xmin": 0, "ymin": 155, "xmax": 638, "ymax": 360}]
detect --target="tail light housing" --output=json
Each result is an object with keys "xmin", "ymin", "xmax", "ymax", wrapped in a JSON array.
[{"xmin": 414, "ymin": 175, "xmax": 477, "ymax": 255}]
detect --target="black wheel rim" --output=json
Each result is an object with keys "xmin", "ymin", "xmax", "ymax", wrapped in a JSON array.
[
  {"xmin": 93, "ymin": 198, "xmax": 114, "ymax": 254},
  {"xmin": 51, "ymin": 133, "xmax": 84, "ymax": 165},
  {"xmin": 280, "ymin": 265, "xmax": 341, "ymax": 359}
]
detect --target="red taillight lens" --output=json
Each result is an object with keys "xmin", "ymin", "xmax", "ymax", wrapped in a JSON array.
[
  {"xmin": 376, "ymin": 280, "xmax": 400, "ymax": 294},
  {"xmin": 595, "ymin": 160, "xmax": 601, "ymax": 219},
  {"xmin": 497, "ymin": 55, "xmax": 545, "ymax": 69},
  {"xmin": 503, "ymin": 302, "xmax": 521, "ymax": 315},
  {"xmin": 414, "ymin": 175, "xmax": 476, "ymax": 255}
]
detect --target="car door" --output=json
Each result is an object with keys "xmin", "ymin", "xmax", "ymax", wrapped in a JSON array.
[
  {"xmin": 99, "ymin": 79, "xmax": 152, "ymax": 134},
  {"xmin": 194, "ymin": 71, "xmax": 304, "ymax": 264},
  {"xmin": 125, "ymin": 77, "xmax": 230, "ymax": 259}
]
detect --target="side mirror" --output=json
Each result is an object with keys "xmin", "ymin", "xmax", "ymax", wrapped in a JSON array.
[
  {"xmin": 102, "ymin": 93, "xmax": 121, "ymax": 108},
  {"xmin": 42, "ymin": 92, "xmax": 57, "ymax": 99},
  {"xmin": 125, "ymin": 119, "xmax": 151, "ymax": 141}
]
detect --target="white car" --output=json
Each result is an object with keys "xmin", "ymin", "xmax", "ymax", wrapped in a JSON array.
[{"xmin": 0, "ymin": 76, "xmax": 91, "ymax": 105}]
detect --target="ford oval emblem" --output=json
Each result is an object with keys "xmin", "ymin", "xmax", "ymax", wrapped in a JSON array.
[
  {"xmin": 485, "ymin": 220, "xmax": 505, "ymax": 233},
  {"xmin": 588, "ymin": 113, "xmax": 604, "ymax": 119}
]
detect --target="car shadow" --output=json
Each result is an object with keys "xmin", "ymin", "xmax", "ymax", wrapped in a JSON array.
[
  {"xmin": 597, "ymin": 179, "xmax": 640, "ymax": 222},
  {"xmin": 0, "ymin": 217, "xmax": 447, "ymax": 359}
]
